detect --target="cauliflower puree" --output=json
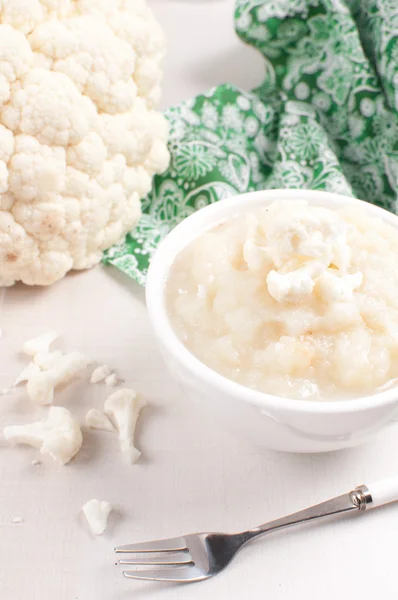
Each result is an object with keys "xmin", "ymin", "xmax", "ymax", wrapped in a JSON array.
[{"xmin": 166, "ymin": 201, "xmax": 398, "ymax": 400}]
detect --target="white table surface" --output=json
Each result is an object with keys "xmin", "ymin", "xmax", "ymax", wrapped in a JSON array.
[{"xmin": 1, "ymin": 2, "xmax": 398, "ymax": 599}]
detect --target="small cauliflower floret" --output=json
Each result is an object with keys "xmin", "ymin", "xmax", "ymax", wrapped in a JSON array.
[
  {"xmin": 9, "ymin": 136, "xmax": 67, "ymax": 213},
  {"xmin": 30, "ymin": 16, "xmax": 137, "ymax": 114},
  {"xmin": 0, "ymin": 0, "xmax": 71, "ymax": 35},
  {"xmin": 262, "ymin": 201, "xmax": 352, "ymax": 270},
  {"xmin": 3, "ymin": 406, "xmax": 82, "ymax": 465},
  {"xmin": 14, "ymin": 361, "xmax": 40, "ymax": 385},
  {"xmin": 3, "ymin": 69, "xmax": 97, "ymax": 147},
  {"xmin": 0, "ymin": 160, "xmax": 8, "ymax": 193},
  {"xmin": 267, "ymin": 265, "xmax": 320, "ymax": 304},
  {"xmin": 105, "ymin": 373, "xmax": 117, "ymax": 387},
  {"xmin": 85, "ymin": 408, "xmax": 115, "ymax": 432},
  {"xmin": 26, "ymin": 351, "xmax": 87, "ymax": 405},
  {"xmin": 90, "ymin": 364, "xmax": 111, "ymax": 384},
  {"xmin": 22, "ymin": 330, "xmax": 59, "ymax": 357},
  {"xmin": 104, "ymin": 388, "xmax": 146, "ymax": 464},
  {"xmin": 82, "ymin": 499, "xmax": 112, "ymax": 536},
  {"xmin": 33, "ymin": 349, "xmax": 63, "ymax": 369},
  {"xmin": 263, "ymin": 202, "xmax": 360, "ymax": 305},
  {"xmin": 0, "ymin": 24, "xmax": 32, "ymax": 103},
  {"xmin": 66, "ymin": 133, "xmax": 106, "ymax": 178},
  {"xmin": 15, "ymin": 331, "xmax": 61, "ymax": 385}
]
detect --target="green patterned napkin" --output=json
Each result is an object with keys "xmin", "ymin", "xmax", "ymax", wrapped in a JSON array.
[{"xmin": 104, "ymin": 0, "xmax": 398, "ymax": 285}]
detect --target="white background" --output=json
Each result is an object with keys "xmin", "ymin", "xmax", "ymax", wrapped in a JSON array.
[{"xmin": 1, "ymin": 1, "xmax": 398, "ymax": 599}]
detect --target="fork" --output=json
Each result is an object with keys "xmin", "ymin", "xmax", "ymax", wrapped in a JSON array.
[{"xmin": 115, "ymin": 475, "xmax": 398, "ymax": 583}]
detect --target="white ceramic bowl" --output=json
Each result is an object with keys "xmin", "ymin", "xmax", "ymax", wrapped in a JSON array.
[{"xmin": 146, "ymin": 189, "xmax": 398, "ymax": 453}]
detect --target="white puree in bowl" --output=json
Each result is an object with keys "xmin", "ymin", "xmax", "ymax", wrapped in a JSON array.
[{"xmin": 166, "ymin": 201, "xmax": 398, "ymax": 400}]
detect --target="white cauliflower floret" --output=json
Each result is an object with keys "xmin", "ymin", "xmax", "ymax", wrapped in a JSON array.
[
  {"xmin": 66, "ymin": 133, "xmax": 106, "ymax": 178},
  {"xmin": 15, "ymin": 331, "xmax": 61, "ymax": 384},
  {"xmin": 9, "ymin": 135, "xmax": 66, "ymax": 204},
  {"xmin": 263, "ymin": 202, "xmax": 362, "ymax": 304},
  {"xmin": 33, "ymin": 350, "xmax": 63, "ymax": 370},
  {"xmin": 30, "ymin": 16, "xmax": 138, "ymax": 114},
  {"xmin": 20, "ymin": 330, "xmax": 62, "ymax": 368},
  {"xmin": 0, "ymin": 0, "xmax": 169, "ymax": 286},
  {"xmin": 85, "ymin": 408, "xmax": 115, "ymax": 432},
  {"xmin": 0, "ymin": 24, "xmax": 32, "ymax": 103},
  {"xmin": 90, "ymin": 364, "xmax": 111, "ymax": 383},
  {"xmin": 26, "ymin": 351, "xmax": 87, "ymax": 405},
  {"xmin": 3, "ymin": 69, "xmax": 97, "ymax": 147},
  {"xmin": 104, "ymin": 388, "xmax": 146, "ymax": 464},
  {"xmin": 15, "ymin": 332, "xmax": 87, "ymax": 406},
  {"xmin": 14, "ymin": 361, "xmax": 40, "ymax": 385},
  {"xmin": 3, "ymin": 406, "xmax": 82, "ymax": 465},
  {"xmin": 22, "ymin": 330, "xmax": 59, "ymax": 356},
  {"xmin": 82, "ymin": 498, "xmax": 112, "ymax": 535},
  {"xmin": 0, "ymin": 124, "xmax": 14, "ymax": 163},
  {"xmin": 105, "ymin": 373, "xmax": 117, "ymax": 387},
  {"xmin": 90, "ymin": 365, "xmax": 119, "ymax": 387},
  {"xmin": 0, "ymin": 0, "xmax": 71, "ymax": 35},
  {"xmin": 0, "ymin": 160, "xmax": 8, "ymax": 193}
]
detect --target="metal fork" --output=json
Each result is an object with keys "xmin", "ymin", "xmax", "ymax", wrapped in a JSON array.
[{"xmin": 115, "ymin": 475, "xmax": 398, "ymax": 583}]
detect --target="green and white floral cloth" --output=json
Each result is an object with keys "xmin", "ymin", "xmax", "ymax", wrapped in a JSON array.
[{"xmin": 104, "ymin": 0, "xmax": 398, "ymax": 285}]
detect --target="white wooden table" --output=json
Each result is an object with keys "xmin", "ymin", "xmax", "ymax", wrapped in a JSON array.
[{"xmin": 1, "ymin": 2, "xmax": 398, "ymax": 598}]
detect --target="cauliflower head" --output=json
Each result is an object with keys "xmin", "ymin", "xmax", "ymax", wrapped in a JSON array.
[{"xmin": 0, "ymin": 0, "xmax": 169, "ymax": 286}]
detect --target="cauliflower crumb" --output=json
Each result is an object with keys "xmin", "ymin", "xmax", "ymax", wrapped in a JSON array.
[
  {"xmin": 33, "ymin": 350, "xmax": 63, "ymax": 370},
  {"xmin": 82, "ymin": 499, "xmax": 112, "ymax": 536},
  {"xmin": 14, "ymin": 361, "xmax": 40, "ymax": 386},
  {"xmin": 31, "ymin": 458, "xmax": 41, "ymax": 466},
  {"xmin": 3, "ymin": 406, "xmax": 83, "ymax": 465},
  {"xmin": 104, "ymin": 388, "xmax": 146, "ymax": 464},
  {"xmin": 85, "ymin": 408, "xmax": 115, "ymax": 432},
  {"xmin": 90, "ymin": 364, "xmax": 112, "ymax": 384},
  {"xmin": 11, "ymin": 517, "xmax": 24, "ymax": 524},
  {"xmin": 26, "ymin": 351, "xmax": 87, "ymax": 405},
  {"xmin": 105, "ymin": 373, "xmax": 118, "ymax": 387},
  {"xmin": 22, "ymin": 331, "xmax": 59, "ymax": 357}
]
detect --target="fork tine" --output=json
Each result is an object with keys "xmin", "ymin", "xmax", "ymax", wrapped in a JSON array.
[
  {"xmin": 115, "ymin": 536, "xmax": 187, "ymax": 554},
  {"xmin": 123, "ymin": 566, "xmax": 207, "ymax": 583},
  {"xmin": 119, "ymin": 552, "xmax": 192, "ymax": 566}
]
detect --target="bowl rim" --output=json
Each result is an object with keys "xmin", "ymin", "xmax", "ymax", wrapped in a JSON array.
[{"xmin": 146, "ymin": 188, "xmax": 398, "ymax": 415}]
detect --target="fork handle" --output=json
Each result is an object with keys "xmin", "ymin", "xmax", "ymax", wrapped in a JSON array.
[
  {"xmin": 367, "ymin": 475, "xmax": 398, "ymax": 507},
  {"xmin": 248, "ymin": 475, "xmax": 398, "ymax": 540}
]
